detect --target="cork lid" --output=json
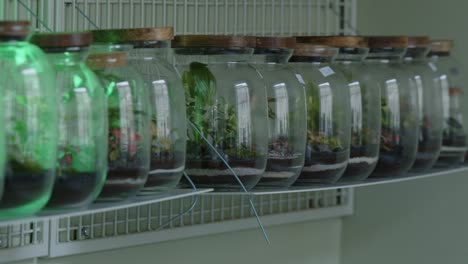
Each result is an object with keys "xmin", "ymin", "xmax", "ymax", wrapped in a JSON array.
[
  {"xmin": 172, "ymin": 35, "xmax": 256, "ymax": 48},
  {"xmin": 296, "ymin": 36, "xmax": 368, "ymax": 48},
  {"xmin": 255, "ymin": 37, "xmax": 296, "ymax": 49},
  {"xmin": 292, "ymin": 43, "xmax": 338, "ymax": 57},
  {"xmin": 368, "ymin": 36, "xmax": 409, "ymax": 48},
  {"xmin": 92, "ymin": 27, "xmax": 174, "ymax": 43},
  {"xmin": 87, "ymin": 52, "xmax": 128, "ymax": 68},
  {"xmin": 430, "ymin": 39, "xmax": 453, "ymax": 53},
  {"xmin": 0, "ymin": 21, "xmax": 30, "ymax": 38},
  {"xmin": 407, "ymin": 36, "xmax": 430, "ymax": 48},
  {"xmin": 31, "ymin": 32, "xmax": 92, "ymax": 48}
]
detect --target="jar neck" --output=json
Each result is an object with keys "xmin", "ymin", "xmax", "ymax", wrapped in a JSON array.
[
  {"xmin": 44, "ymin": 47, "xmax": 88, "ymax": 65},
  {"xmin": 87, "ymin": 44, "xmax": 132, "ymax": 69},
  {"xmin": 251, "ymin": 48, "xmax": 292, "ymax": 64},
  {"xmin": 129, "ymin": 47, "xmax": 168, "ymax": 61},
  {"xmin": 365, "ymin": 47, "xmax": 406, "ymax": 63},
  {"xmin": 289, "ymin": 55, "xmax": 334, "ymax": 63},
  {"xmin": 334, "ymin": 47, "xmax": 369, "ymax": 63},
  {"xmin": 403, "ymin": 47, "xmax": 429, "ymax": 62},
  {"xmin": 173, "ymin": 47, "xmax": 253, "ymax": 64}
]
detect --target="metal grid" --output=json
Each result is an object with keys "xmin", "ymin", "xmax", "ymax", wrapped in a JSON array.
[
  {"xmin": 48, "ymin": 189, "xmax": 352, "ymax": 257},
  {"xmin": 1, "ymin": 0, "xmax": 357, "ymax": 35}
]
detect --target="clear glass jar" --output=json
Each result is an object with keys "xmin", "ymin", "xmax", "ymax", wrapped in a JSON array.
[
  {"xmin": 173, "ymin": 35, "xmax": 268, "ymax": 190},
  {"xmin": 289, "ymin": 44, "xmax": 351, "ymax": 185},
  {"xmin": 0, "ymin": 21, "xmax": 58, "ymax": 219},
  {"xmin": 365, "ymin": 37, "xmax": 419, "ymax": 177},
  {"xmin": 31, "ymin": 33, "xmax": 108, "ymax": 209},
  {"xmin": 428, "ymin": 40, "xmax": 468, "ymax": 167},
  {"xmin": 92, "ymin": 28, "xmax": 186, "ymax": 194},
  {"xmin": 297, "ymin": 36, "xmax": 381, "ymax": 182},
  {"xmin": 404, "ymin": 37, "xmax": 443, "ymax": 172},
  {"xmin": 250, "ymin": 37, "xmax": 307, "ymax": 189},
  {"xmin": 87, "ymin": 45, "xmax": 151, "ymax": 201}
]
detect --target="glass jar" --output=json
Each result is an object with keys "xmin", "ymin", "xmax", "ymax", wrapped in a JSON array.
[
  {"xmin": 87, "ymin": 45, "xmax": 151, "ymax": 201},
  {"xmin": 172, "ymin": 35, "xmax": 268, "ymax": 190},
  {"xmin": 428, "ymin": 40, "xmax": 468, "ymax": 167},
  {"xmin": 250, "ymin": 37, "xmax": 307, "ymax": 189},
  {"xmin": 403, "ymin": 37, "xmax": 443, "ymax": 172},
  {"xmin": 297, "ymin": 36, "xmax": 381, "ymax": 182},
  {"xmin": 92, "ymin": 27, "xmax": 186, "ymax": 194},
  {"xmin": 0, "ymin": 21, "xmax": 58, "ymax": 219},
  {"xmin": 31, "ymin": 33, "xmax": 108, "ymax": 209},
  {"xmin": 365, "ymin": 36, "xmax": 419, "ymax": 177},
  {"xmin": 289, "ymin": 44, "xmax": 351, "ymax": 185}
]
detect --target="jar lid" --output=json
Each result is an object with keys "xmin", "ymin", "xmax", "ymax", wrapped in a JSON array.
[
  {"xmin": 407, "ymin": 36, "xmax": 430, "ymax": 48},
  {"xmin": 255, "ymin": 37, "xmax": 296, "ymax": 49},
  {"xmin": 87, "ymin": 52, "xmax": 128, "ymax": 68},
  {"xmin": 92, "ymin": 27, "xmax": 174, "ymax": 43},
  {"xmin": 31, "ymin": 32, "xmax": 92, "ymax": 48},
  {"xmin": 0, "ymin": 21, "xmax": 30, "ymax": 37},
  {"xmin": 430, "ymin": 39, "xmax": 453, "ymax": 53},
  {"xmin": 172, "ymin": 35, "xmax": 256, "ymax": 48},
  {"xmin": 295, "ymin": 36, "xmax": 368, "ymax": 48},
  {"xmin": 292, "ymin": 43, "xmax": 338, "ymax": 57},
  {"xmin": 368, "ymin": 36, "xmax": 409, "ymax": 48}
]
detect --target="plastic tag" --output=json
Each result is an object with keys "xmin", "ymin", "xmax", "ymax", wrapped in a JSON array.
[
  {"xmin": 428, "ymin": 62, "xmax": 437, "ymax": 72},
  {"xmin": 319, "ymin": 66, "xmax": 335, "ymax": 77},
  {"xmin": 295, "ymin": 74, "xmax": 306, "ymax": 85}
]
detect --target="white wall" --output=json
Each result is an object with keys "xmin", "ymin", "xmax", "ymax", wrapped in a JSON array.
[{"xmin": 342, "ymin": 1, "xmax": 468, "ymax": 263}]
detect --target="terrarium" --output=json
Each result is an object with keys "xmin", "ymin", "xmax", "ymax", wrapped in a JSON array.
[
  {"xmin": 365, "ymin": 36, "xmax": 419, "ymax": 177},
  {"xmin": 289, "ymin": 44, "xmax": 351, "ymax": 185},
  {"xmin": 31, "ymin": 32, "xmax": 108, "ymax": 209},
  {"xmin": 250, "ymin": 37, "xmax": 307, "ymax": 189},
  {"xmin": 92, "ymin": 27, "xmax": 186, "ymax": 194},
  {"xmin": 87, "ymin": 44, "xmax": 151, "ymax": 201},
  {"xmin": 404, "ymin": 37, "xmax": 443, "ymax": 172},
  {"xmin": 0, "ymin": 21, "xmax": 58, "ymax": 219},
  {"xmin": 296, "ymin": 36, "xmax": 381, "ymax": 182},
  {"xmin": 428, "ymin": 40, "xmax": 468, "ymax": 167},
  {"xmin": 172, "ymin": 35, "xmax": 268, "ymax": 190}
]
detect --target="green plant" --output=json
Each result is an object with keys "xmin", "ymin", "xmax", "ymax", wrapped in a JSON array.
[
  {"xmin": 183, "ymin": 62, "xmax": 256, "ymax": 158},
  {"xmin": 304, "ymin": 81, "xmax": 343, "ymax": 151}
]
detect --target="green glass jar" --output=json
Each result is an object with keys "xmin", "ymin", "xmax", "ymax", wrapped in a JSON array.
[
  {"xmin": 0, "ymin": 21, "xmax": 58, "ymax": 219},
  {"xmin": 92, "ymin": 27, "xmax": 186, "ymax": 194},
  {"xmin": 31, "ymin": 32, "xmax": 108, "ymax": 209},
  {"xmin": 251, "ymin": 37, "xmax": 307, "ymax": 189},
  {"xmin": 87, "ymin": 44, "xmax": 151, "ymax": 201}
]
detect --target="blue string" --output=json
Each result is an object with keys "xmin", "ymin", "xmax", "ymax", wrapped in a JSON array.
[{"xmin": 187, "ymin": 120, "xmax": 270, "ymax": 244}]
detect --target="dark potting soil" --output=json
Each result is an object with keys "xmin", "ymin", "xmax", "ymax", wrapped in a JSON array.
[
  {"xmin": 436, "ymin": 135, "xmax": 467, "ymax": 168},
  {"xmin": 97, "ymin": 167, "xmax": 148, "ymax": 201},
  {"xmin": 254, "ymin": 153, "xmax": 303, "ymax": 189},
  {"xmin": 0, "ymin": 168, "xmax": 54, "ymax": 209},
  {"xmin": 182, "ymin": 158, "xmax": 264, "ymax": 190},
  {"xmin": 141, "ymin": 151, "xmax": 185, "ymax": 192},
  {"xmin": 410, "ymin": 140, "xmax": 441, "ymax": 172},
  {"xmin": 340, "ymin": 145, "xmax": 379, "ymax": 183},
  {"xmin": 294, "ymin": 149, "xmax": 348, "ymax": 185},
  {"xmin": 371, "ymin": 145, "xmax": 415, "ymax": 178},
  {"xmin": 47, "ymin": 171, "xmax": 102, "ymax": 208}
]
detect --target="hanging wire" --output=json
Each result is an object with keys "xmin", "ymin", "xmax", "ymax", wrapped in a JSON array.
[
  {"xmin": 155, "ymin": 172, "xmax": 199, "ymax": 231},
  {"xmin": 187, "ymin": 120, "xmax": 270, "ymax": 244},
  {"xmin": 73, "ymin": 4, "xmax": 100, "ymax": 29},
  {"xmin": 17, "ymin": 0, "xmax": 53, "ymax": 32},
  {"xmin": 328, "ymin": 0, "xmax": 360, "ymax": 35}
]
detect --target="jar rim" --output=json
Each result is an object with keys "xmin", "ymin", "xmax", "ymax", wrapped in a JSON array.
[
  {"xmin": 0, "ymin": 21, "xmax": 30, "ymax": 38},
  {"xmin": 367, "ymin": 36, "xmax": 409, "ymax": 48},
  {"xmin": 296, "ymin": 35, "xmax": 369, "ymax": 48},
  {"xmin": 430, "ymin": 39, "xmax": 453, "ymax": 53},
  {"xmin": 92, "ymin": 27, "xmax": 174, "ymax": 43},
  {"xmin": 407, "ymin": 36, "xmax": 430, "ymax": 48},
  {"xmin": 172, "ymin": 35, "xmax": 256, "ymax": 48},
  {"xmin": 255, "ymin": 36, "xmax": 296, "ymax": 49},
  {"xmin": 31, "ymin": 32, "xmax": 92, "ymax": 48},
  {"xmin": 291, "ymin": 43, "xmax": 338, "ymax": 57}
]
